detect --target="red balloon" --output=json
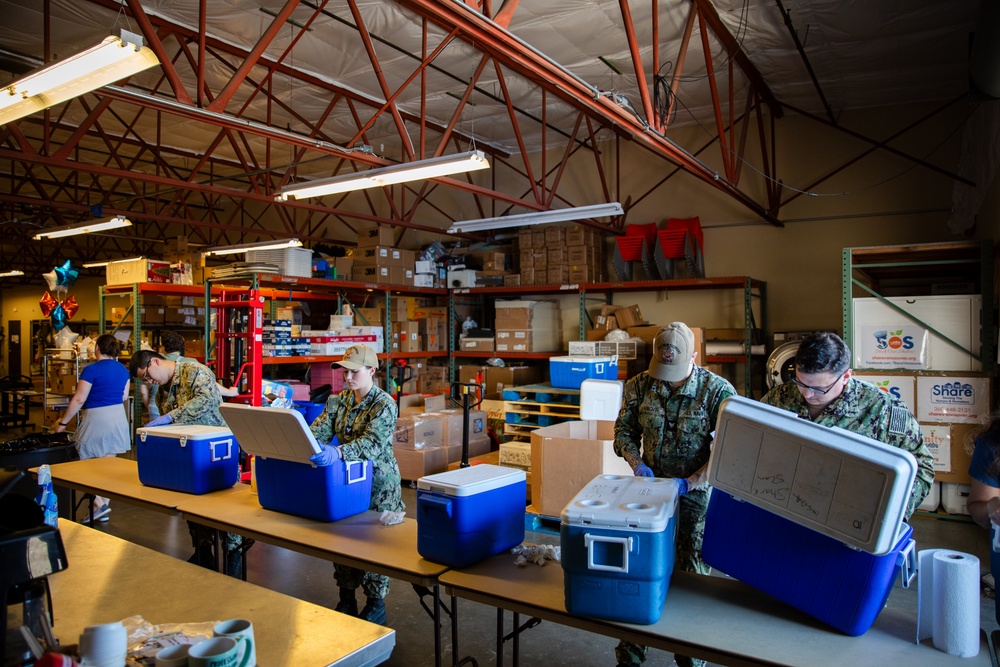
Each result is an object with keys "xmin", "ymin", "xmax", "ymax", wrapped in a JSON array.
[
  {"xmin": 39, "ymin": 291, "xmax": 58, "ymax": 317},
  {"xmin": 61, "ymin": 295, "xmax": 79, "ymax": 319}
]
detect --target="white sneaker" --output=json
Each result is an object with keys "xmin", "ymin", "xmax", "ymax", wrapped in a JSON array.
[{"xmin": 80, "ymin": 504, "xmax": 111, "ymax": 524}]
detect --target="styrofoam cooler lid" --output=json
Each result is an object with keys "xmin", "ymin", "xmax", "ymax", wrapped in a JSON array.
[
  {"xmin": 707, "ymin": 395, "xmax": 917, "ymax": 555},
  {"xmin": 219, "ymin": 403, "xmax": 321, "ymax": 464},
  {"xmin": 561, "ymin": 475, "xmax": 678, "ymax": 532},
  {"xmin": 418, "ymin": 464, "xmax": 526, "ymax": 496},
  {"xmin": 137, "ymin": 424, "xmax": 234, "ymax": 440}
]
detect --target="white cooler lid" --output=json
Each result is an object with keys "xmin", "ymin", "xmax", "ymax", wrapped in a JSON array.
[
  {"xmin": 219, "ymin": 404, "xmax": 321, "ymax": 464},
  {"xmin": 707, "ymin": 395, "xmax": 917, "ymax": 555},
  {"xmin": 561, "ymin": 475, "xmax": 678, "ymax": 532},
  {"xmin": 418, "ymin": 464, "xmax": 526, "ymax": 496},
  {"xmin": 137, "ymin": 424, "xmax": 234, "ymax": 439}
]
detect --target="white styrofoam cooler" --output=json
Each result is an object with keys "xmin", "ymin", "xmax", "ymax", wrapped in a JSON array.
[
  {"xmin": 707, "ymin": 396, "xmax": 917, "ymax": 555},
  {"xmin": 246, "ymin": 247, "xmax": 314, "ymax": 277},
  {"xmin": 560, "ymin": 475, "xmax": 680, "ymax": 624}
]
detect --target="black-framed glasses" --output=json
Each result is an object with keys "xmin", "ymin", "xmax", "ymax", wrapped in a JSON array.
[{"xmin": 791, "ymin": 373, "xmax": 846, "ymax": 396}]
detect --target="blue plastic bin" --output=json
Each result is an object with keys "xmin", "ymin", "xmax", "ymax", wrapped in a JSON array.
[
  {"xmin": 294, "ymin": 400, "xmax": 326, "ymax": 424},
  {"xmin": 136, "ymin": 425, "xmax": 240, "ymax": 494}
]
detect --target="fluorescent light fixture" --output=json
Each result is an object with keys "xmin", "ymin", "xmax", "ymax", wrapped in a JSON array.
[
  {"xmin": 0, "ymin": 30, "xmax": 159, "ymax": 125},
  {"xmin": 83, "ymin": 256, "xmax": 145, "ymax": 268},
  {"xmin": 0, "ymin": 270, "xmax": 24, "ymax": 278},
  {"xmin": 33, "ymin": 215, "xmax": 133, "ymax": 240},
  {"xmin": 204, "ymin": 238, "xmax": 304, "ymax": 257},
  {"xmin": 447, "ymin": 202, "xmax": 624, "ymax": 234},
  {"xmin": 275, "ymin": 150, "xmax": 490, "ymax": 201}
]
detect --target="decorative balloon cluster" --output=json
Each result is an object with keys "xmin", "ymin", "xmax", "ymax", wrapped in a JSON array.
[{"xmin": 39, "ymin": 260, "xmax": 80, "ymax": 332}]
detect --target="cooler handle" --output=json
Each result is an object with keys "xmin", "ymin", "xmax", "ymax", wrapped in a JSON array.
[
  {"xmin": 138, "ymin": 430, "xmax": 147, "ymax": 442},
  {"xmin": 898, "ymin": 539, "xmax": 916, "ymax": 589},
  {"xmin": 420, "ymin": 495, "xmax": 453, "ymax": 519},
  {"xmin": 345, "ymin": 460, "xmax": 368, "ymax": 485},
  {"xmin": 585, "ymin": 533, "xmax": 633, "ymax": 573},
  {"xmin": 210, "ymin": 438, "xmax": 233, "ymax": 462}
]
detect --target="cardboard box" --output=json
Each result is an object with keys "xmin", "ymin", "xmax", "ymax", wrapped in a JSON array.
[
  {"xmin": 460, "ymin": 338, "xmax": 495, "ymax": 352},
  {"xmin": 485, "ymin": 365, "xmax": 542, "ymax": 397},
  {"xmin": 925, "ymin": 423, "xmax": 976, "ymax": 483},
  {"xmin": 357, "ymin": 225, "xmax": 395, "ymax": 247},
  {"xmin": 445, "ymin": 435, "xmax": 492, "ymax": 463},
  {"xmin": 393, "ymin": 415, "xmax": 444, "ymax": 449},
  {"xmin": 853, "ymin": 373, "xmax": 917, "ymax": 412},
  {"xmin": 499, "ymin": 440, "xmax": 532, "ymax": 470},
  {"xmin": 915, "ymin": 374, "xmax": 991, "ymax": 424},
  {"xmin": 106, "ymin": 258, "xmax": 171, "ymax": 285},
  {"xmin": 529, "ymin": 420, "xmax": 634, "ymax": 517},
  {"xmin": 394, "ymin": 446, "xmax": 448, "ymax": 480},
  {"xmin": 429, "ymin": 408, "xmax": 488, "ymax": 445},
  {"xmin": 614, "ymin": 304, "xmax": 645, "ymax": 328}
]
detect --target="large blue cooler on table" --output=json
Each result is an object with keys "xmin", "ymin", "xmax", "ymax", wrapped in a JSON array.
[
  {"xmin": 219, "ymin": 404, "xmax": 372, "ymax": 522},
  {"xmin": 549, "ymin": 356, "xmax": 618, "ymax": 389},
  {"xmin": 560, "ymin": 475, "xmax": 680, "ymax": 624},
  {"xmin": 417, "ymin": 464, "xmax": 526, "ymax": 568},
  {"xmin": 136, "ymin": 425, "xmax": 239, "ymax": 494},
  {"xmin": 703, "ymin": 396, "xmax": 918, "ymax": 635}
]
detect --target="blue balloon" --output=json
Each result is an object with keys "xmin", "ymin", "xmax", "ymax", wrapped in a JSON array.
[
  {"xmin": 50, "ymin": 303, "xmax": 67, "ymax": 331},
  {"xmin": 54, "ymin": 260, "xmax": 79, "ymax": 288}
]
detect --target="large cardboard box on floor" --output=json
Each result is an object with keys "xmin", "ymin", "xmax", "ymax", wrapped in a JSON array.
[
  {"xmin": 529, "ymin": 420, "xmax": 633, "ymax": 517},
  {"xmin": 394, "ymin": 445, "xmax": 448, "ymax": 480}
]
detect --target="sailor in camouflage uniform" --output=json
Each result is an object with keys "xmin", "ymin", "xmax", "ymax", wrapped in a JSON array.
[
  {"xmin": 309, "ymin": 344, "xmax": 403, "ymax": 626},
  {"xmin": 613, "ymin": 323, "xmax": 735, "ymax": 667},
  {"xmin": 761, "ymin": 331, "xmax": 933, "ymax": 519},
  {"xmin": 130, "ymin": 350, "xmax": 251, "ymax": 579}
]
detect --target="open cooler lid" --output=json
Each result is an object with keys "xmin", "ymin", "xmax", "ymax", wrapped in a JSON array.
[
  {"xmin": 418, "ymin": 464, "xmax": 526, "ymax": 496},
  {"xmin": 560, "ymin": 475, "xmax": 678, "ymax": 532},
  {"xmin": 707, "ymin": 395, "xmax": 917, "ymax": 555},
  {"xmin": 136, "ymin": 424, "xmax": 234, "ymax": 439},
  {"xmin": 219, "ymin": 404, "xmax": 321, "ymax": 464}
]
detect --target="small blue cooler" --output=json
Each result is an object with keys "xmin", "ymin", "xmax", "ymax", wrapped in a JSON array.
[
  {"xmin": 703, "ymin": 396, "xmax": 919, "ymax": 635},
  {"xmin": 219, "ymin": 403, "xmax": 372, "ymax": 522},
  {"xmin": 549, "ymin": 356, "xmax": 618, "ymax": 389},
  {"xmin": 136, "ymin": 425, "xmax": 240, "ymax": 494},
  {"xmin": 417, "ymin": 464, "xmax": 526, "ymax": 568},
  {"xmin": 560, "ymin": 475, "xmax": 680, "ymax": 624}
]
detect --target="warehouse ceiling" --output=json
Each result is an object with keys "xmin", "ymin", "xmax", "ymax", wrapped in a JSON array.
[{"xmin": 0, "ymin": 0, "xmax": 985, "ymax": 273}]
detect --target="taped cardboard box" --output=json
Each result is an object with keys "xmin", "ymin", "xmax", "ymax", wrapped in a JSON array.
[
  {"xmin": 614, "ymin": 304, "xmax": 645, "ymax": 328},
  {"xmin": 426, "ymin": 408, "xmax": 488, "ymax": 445},
  {"xmin": 395, "ymin": 445, "xmax": 448, "ymax": 481},
  {"xmin": 445, "ymin": 435, "xmax": 492, "ymax": 464},
  {"xmin": 921, "ymin": 422, "xmax": 976, "ymax": 484},
  {"xmin": 393, "ymin": 415, "xmax": 444, "ymax": 450},
  {"xmin": 485, "ymin": 365, "xmax": 542, "ymax": 398}
]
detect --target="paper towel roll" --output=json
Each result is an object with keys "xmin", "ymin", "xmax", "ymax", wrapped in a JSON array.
[{"xmin": 916, "ymin": 548, "xmax": 980, "ymax": 657}]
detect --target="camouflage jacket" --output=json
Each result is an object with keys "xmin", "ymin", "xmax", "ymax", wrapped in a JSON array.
[
  {"xmin": 761, "ymin": 377, "xmax": 933, "ymax": 519},
  {"xmin": 155, "ymin": 361, "xmax": 225, "ymax": 427},
  {"xmin": 311, "ymin": 385, "xmax": 404, "ymax": 512},
  {"xmin": 615, "ymin": 366, "xmax": 736, "ymax": 480}
]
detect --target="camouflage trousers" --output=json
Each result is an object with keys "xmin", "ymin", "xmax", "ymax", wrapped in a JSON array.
[
  {"xmin": 616, "ymin": 488, "xmax": 710, "ymax": 667},
  {"xmin": 189, "ymin": 521, "xmax": 247, "ymax": 555},
  {"xmin": 335, "ymin": 564, "xmax": 390, "ymax": 600}
]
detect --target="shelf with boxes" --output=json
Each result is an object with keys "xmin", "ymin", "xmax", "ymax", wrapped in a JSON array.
[
  {"xmin": 843, "ymin": 240, "xmax": 995, "ymax": 515},
  {"xmin": 451, "ymin": 276, "xmax": 766, "ymax": 396}
]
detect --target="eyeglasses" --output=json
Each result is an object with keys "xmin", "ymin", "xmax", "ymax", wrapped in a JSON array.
[
  {"xmin": 136, "ymin": 367, "xmax": 149, "ymax": 381},
  {"xmin": 791, "ymin": 373, "xmax": 846, "ymax": 396}
]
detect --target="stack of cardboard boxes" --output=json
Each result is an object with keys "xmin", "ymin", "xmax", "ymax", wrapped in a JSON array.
[
  {"xmin": 392, "ymin": 395, "xmax": 491, "ymax": 479},
  {"xmin": 494, "ymin": 300, "xmax": 561, "ymax": 353},
  {"xmin": 516, "ymin": 224, "xmax": 606, "ymax": 286},
  {"xmin": 348, "ymin": 226, "xmax": 417, "ymax": 286}
]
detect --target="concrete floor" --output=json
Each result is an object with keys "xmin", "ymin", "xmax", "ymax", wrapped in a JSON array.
[{"xmin": 68, "ymin": 480, "xmax": 998, "ymax": 667}]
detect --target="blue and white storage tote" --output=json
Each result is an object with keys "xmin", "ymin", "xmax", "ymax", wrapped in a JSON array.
[
  {"xmin": 136, "ymin": 424, "xmax": 240, "ymax": 494},
  {"xmin": 219, "ymin": 404, "xmax": 372, "ymax": 522},
  {"xmin": 702, "ymin": 396, "xmax": 918, "ymax": 635},
  {"xmin": 560, "ymin": 475, "xmax": 680, "ymax": 624}
]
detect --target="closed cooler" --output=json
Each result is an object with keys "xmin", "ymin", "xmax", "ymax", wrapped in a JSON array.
[
  {"xmin": 549, "ymin": 356, "xmax": 618, "ymax": 389},
  {"xmin": 219, "ymin": 404, "xmax": 372, "ymax": 522},
  {"xmin": 702, "ymin": 396, "xmax": 918, "ymax": 635},
  {"xmin": 417, "ymin": 464, "xmax": 526, "ymax": 568},
  {"xmin": 560, "ymin": 475, "xmax": 679, "ymax": 624},
  {"xmin": 136, "ymin": 425, "xmax": 239, "ymax": 494}
]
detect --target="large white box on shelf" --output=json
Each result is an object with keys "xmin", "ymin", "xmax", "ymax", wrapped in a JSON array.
[
  {"xmin": 915, "ymin": 374, "xmax": 991, "ymax": 424},
  {"xmin": 852, "ymin": 294, "xmax": 982, "ymax": 370},
  {"xmin": 246, "ymin": 247, "xmax": 314, "ymax": 277}
]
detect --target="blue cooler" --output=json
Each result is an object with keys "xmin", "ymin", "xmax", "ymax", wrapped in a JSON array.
[
  {"xmin": 219, "ymin": 403, "xmax": 372, "ymax": 522},
  {"xmin": 136, "ymin": 425, "xmax": 239, "ymax": 494},
  {"xmin": 560, "ymin": 475, "xmax": 680, "ymax": 624},
  {"xmin": 417, "ymin": 464, "xmax": 526, "ymax": 568},
  {"xmin": 703, "ymin": 396, "xmax": 918, "ymax": 635},
  {"xmin": 549, "ymin": 356, "xmax": 618, "ymax": 389}
]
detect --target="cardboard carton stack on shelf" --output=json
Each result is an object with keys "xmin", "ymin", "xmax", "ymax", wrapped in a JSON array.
[
  {"xmin": 516, "ymin": 224, "xmax": 606, "ymax": 286},
  {"xmin": 494, "ymin": 299, "xmax": 561, "ymax": 353},
  {"xmin": 110, "ymin": 294, "xmax": 166, "ymax": 326},
  {"xmin": 392, "ymin": 395, "xmax": 491, "ymax": 479},
  {"xmin": 348, "ymin": 225, "xmax": 418, "ymax": 286}
]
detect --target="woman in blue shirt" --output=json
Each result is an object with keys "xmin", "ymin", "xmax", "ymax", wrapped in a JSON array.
[
  {"xmin": 54, "ymin": 334, "xmax": 131, "ymax": 522},
  {"xmin": 968, "ymin": 414, "xmax": 1000, "ymax": 623}
]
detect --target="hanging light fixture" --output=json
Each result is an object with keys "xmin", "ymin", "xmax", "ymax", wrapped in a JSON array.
[
  {"xmin": 33, "ymin": 215, "xmax": 133, "ymax": 240},
  {"xmin": 0, "ymin": 30, "xmax": 159, "ymax": 126},
  {"xmin": 204, "ymin": 238, "xmax": 304, "ymax": 257},
  {"xmin": 447, "ymin": 202, "xmax": 624, "ymax": 234},
  {"xmin": 274, "ymin": 150, "xmax": 490, "ymax": 201}
]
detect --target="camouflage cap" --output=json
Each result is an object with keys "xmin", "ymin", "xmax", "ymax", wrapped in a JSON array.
[
  {"xmin": 649, "ymin": 322, "xmax": 694, "ymax": 382},
  {"xmin": 332, "ymin": 344, "xmax": 380, "ymax": 370}
]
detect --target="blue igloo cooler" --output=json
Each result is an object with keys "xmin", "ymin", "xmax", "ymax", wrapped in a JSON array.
[
  {"xmin": 560, "ymin": 474, "xmax": 680, "ymax": 624},
  {"xmin": 136, "ymin": 424, "xmax": 240, "ymax": 494},
  {"xmin": 549, "ymin": 356, "xmax": 618, "ymax": 389},
  {"xmin": 219, "ymin": 403, "xmax": 372, "ymax": 522},
  {"xmin": 417, "ymin": 464, "xmax": 526, "ymax": 568},
  {"xmin": 702, "ymin": 396, "xmax": 918, "ymax": 636}
]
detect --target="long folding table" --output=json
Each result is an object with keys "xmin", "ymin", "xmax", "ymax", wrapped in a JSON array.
[{"xmin": 53, "ymin": 520, "xmax": 395, "ymax": 666}]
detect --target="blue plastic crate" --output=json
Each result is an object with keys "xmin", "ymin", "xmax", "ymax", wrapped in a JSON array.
[
  {"xmin": 136, "ymin": 425, "xmax": 240, "ymax": 495},
  {"xmin": 702, "ymin": 490, "xmax": 915, "ymax": 636},
  {"xmin": 255, "ymin": 458, "xmax": 372, "ymax": 522},
  {"xmin": 549, "ymin": 356, "xmax": 618, "ymax": 389},
  {"xmin": 417, "ymin": 465, "xmax": 526, "ymax": 568}
]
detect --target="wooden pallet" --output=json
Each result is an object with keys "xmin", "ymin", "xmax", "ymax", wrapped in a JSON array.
[{"xmin": 502, "ymin": 383, "xmax": 581, "ymax": 440}]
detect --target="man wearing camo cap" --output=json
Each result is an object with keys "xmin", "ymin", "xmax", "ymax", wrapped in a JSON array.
[
  {"xmin": 761, "ymin": 331, "xmax": 932, "ymax": 518},
  {"xmin": 613, "ymin": 322, "xmax": 735, "ymax": 667}
]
